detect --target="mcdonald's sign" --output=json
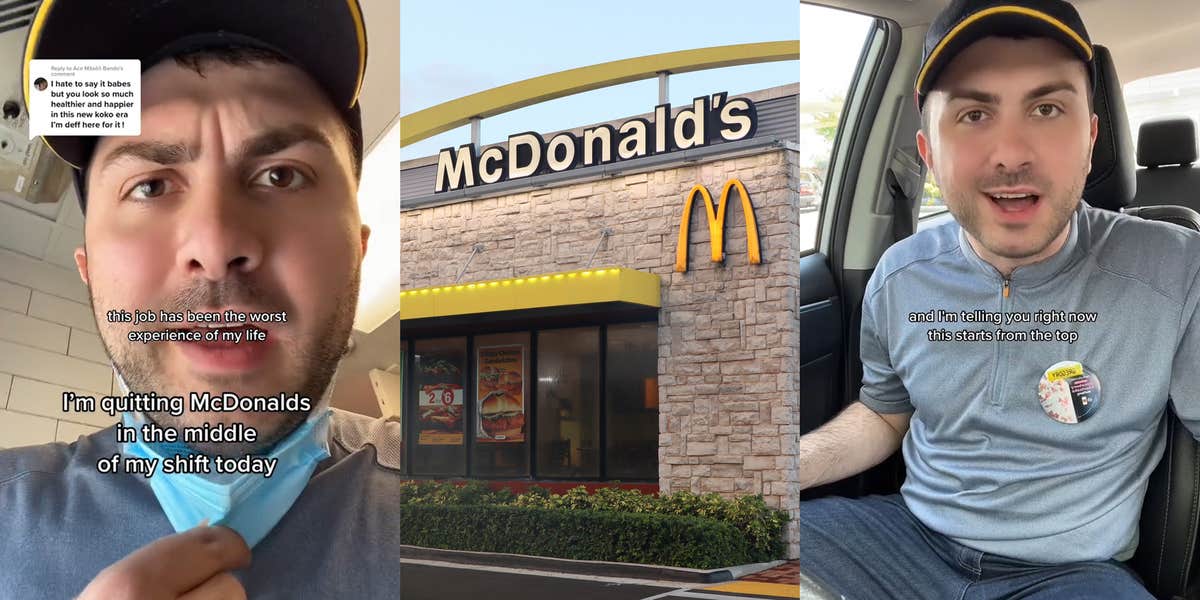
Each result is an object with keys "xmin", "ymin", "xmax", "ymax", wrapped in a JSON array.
[{"xmin": 674, "ymin": 179, "xmax": 761, "ymax": 273}]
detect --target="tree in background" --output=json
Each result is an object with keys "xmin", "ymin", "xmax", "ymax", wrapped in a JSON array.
[
  {"xmin": 813, "ymin": 94, "xmax": 843, "ymax": 145},
  {"xmin": 923, "ymin": 176, "xmax": 944, "ymax": 206},
  {"xmin": 810, "ymin": 94, "xmax": 843, "ymax": 184}
]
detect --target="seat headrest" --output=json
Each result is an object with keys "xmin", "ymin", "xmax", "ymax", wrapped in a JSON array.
[
  {"xmin": 1137, "ymin": 117, "xmax": 1198, "ymax": 168},
  {"xmin": 1084, "ymin": 45, "xmax": 1137, "ymax": 211}
]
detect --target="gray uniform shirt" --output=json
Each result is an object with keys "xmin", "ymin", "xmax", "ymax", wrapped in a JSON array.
[
  {"xmin": 859, "ymin": 201, "xmax": 1200, "ymax": 563},
  {"xmin": 0, "ymin": 409, "xmax": 401, "ymax": 599}
]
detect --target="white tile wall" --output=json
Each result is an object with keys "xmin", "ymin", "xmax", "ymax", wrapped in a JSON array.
[
  {"xmin": 43, "ymin": 225, "xmax": 84, "ymax": 270},
  {"xmin": 0, "ymin": 373, "xmax": 10, "ymax": 409},
  {"xmin": 0, "ymin": 202, "xmax": 54, "ymax": 259},
  {"xmin": 28, "ymin": 291, "xmax": 97, "ymax": 333},
  {"xmin": 0, "ymin": 339, "xmax": 111, "ymax": 392},
  {"xmin": 0, "ymin": 247, "xmax": 88, "ymax": 304},
  {"xmin": 0, "ymin": 248, "xmax": 118, "ymax": 449},
  {"xmin": 8, "ymin": 377, "xmax": 116, "ymax": 429},
  {"xmin": 0, "ymin": 280, "xmax": 30, "ymax": 313},
  {"xmin": 68, "ymin": 329, "xmax": 109, "ymax": 364},
  {"xmin": 0, "ymin": 409, "xmax": 58, "ymax": 450},
  {"xmin": 0, "ymin": 308, "xmax": 70, "ymax": 353},
  {"xmin": 55, "ymin": 420, "xmax": 102, "ymax": 443},
  {"xmin": 60, "ymin": 187, "xmax": 84, "ymax": 230}
]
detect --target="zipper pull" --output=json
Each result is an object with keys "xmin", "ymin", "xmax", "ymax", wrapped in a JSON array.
[{"xmin": 1003, "ymin": 278, "xmax": 1011, "ymax": 299}]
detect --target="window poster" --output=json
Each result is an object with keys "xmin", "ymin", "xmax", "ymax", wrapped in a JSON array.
[
  {"xmin": 476, "ymin": 344, "xmax": 526, "ymax": 443},
  {"xmin": 416, "ymin": 354, "xmax": 464, "ymax": 445}
]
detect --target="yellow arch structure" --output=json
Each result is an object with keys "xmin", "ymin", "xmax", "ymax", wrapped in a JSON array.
[{"xmin": 401, "ymin": 40, "xmax": 800, "ymax": 147}]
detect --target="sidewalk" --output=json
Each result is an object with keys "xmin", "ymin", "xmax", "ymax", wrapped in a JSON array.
[{"xmin": 699, "ymin": 561, "xmax": 799, "ymax": 598}]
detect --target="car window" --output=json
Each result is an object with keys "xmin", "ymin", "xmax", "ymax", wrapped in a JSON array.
[
  {"xmin": 919, "ymin": 172, "xmax": 948, "ymax": 220},
  {"xmin": 799, "ymin": 4, "xmax": 873, "ymax": 252},
  {"xmin": 1125, "ymin": 67, "xmax": 1200, "ymax": 145}
]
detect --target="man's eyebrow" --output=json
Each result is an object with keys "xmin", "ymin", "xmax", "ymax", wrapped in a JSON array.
[
  {"xmin": 234, "ymin": 124, "xmax": 336, "ymax": 164},
  {"xmin": 1023, "ymin": 81, "xmax": 1078, "ymax": 102},
  {"xmin": 99, "ymin": 141, "xmax": 193, "ymax": 171},
  {"xmin": 96, "ymin": 125, "xmax": 335, "ymax": 173},
  {"xmin": 945, "ymin": 88, "xmax": 1000, "ymax": 105}
]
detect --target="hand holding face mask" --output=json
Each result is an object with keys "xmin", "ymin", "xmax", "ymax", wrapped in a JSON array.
[
  {"xmin": 76, "ymin": 525, "xmax": 250, "ymax": 600},
  {"xmin": 121, "ymin": 409, "xmax": 333, "ymax": 549},
  {"xmin": 114, "ymin": 369, "xmax": 336, "ymax": 550}
]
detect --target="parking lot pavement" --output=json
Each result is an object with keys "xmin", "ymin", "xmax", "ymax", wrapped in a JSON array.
[
  {"xmin": 401, "ymin": 560, "xmax": 678, "ymax": 600},
  {"xmin": 400, "ymin": 560, "xmax": 801, "ymax": 600}
]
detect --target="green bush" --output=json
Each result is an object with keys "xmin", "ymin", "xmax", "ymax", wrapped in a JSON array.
[
  {"xmin": 399, "ymin": 481, "xmax": 789, "ymax": 563},
  {"xmin": 399, "ymin": 504, "xmax": 752, "ymax": 569},
  {"xmin": 398, "ymin": 480, "xmax": 514, "ymax": 506}
]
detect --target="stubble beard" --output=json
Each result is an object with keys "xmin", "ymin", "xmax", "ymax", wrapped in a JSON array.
[
  {"xmin": 945, "ymin": 160, "xmax": 1088, "ymax": 262},
  {"xmin": 93, "ymin": 269, "xmax": 360, "ymax": 458}
]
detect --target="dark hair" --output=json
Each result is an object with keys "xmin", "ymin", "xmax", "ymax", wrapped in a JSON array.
[
  {"xmin": 919, "ymin": 35, "xmax": 1095, "ymax": 134},
  {"xmin": 169, "ymin": 45, "xmax": 363, "ymax": 179}
]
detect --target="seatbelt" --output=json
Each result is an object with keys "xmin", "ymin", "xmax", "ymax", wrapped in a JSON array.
[{"xmin": 886, "ymin": 168, "xmax": 915, "ymax": 242}]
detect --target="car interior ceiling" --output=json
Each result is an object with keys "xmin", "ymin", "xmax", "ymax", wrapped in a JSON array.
[{"xmin": 811, "ymin": 0, "xmax": 1200, "ymax": 83}]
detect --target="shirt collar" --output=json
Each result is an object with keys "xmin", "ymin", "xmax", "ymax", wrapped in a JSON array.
[{"xmin": 957, "ymin": 201, "xmax": 1090, "ymax": 286}]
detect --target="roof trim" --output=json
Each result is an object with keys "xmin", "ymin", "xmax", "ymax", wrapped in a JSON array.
[
  {"xmin": 400, "ymin": 267, "xmax": 661, "ymax": 321},
  {"xmin": 400, "ymin": 41, "xmax": 800, "ymax": 146}
]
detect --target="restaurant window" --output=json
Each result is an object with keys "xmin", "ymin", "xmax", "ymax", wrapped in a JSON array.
[
  {"xmin": 472, "ymin": 332, "xmax": 531, "ymax": 477},
  {"xmin": 605, "ymin": 322, "xmax": 658, "ymax": 481},
  {"xmin": 411, "ymin": 337, "xmax": 467, "ymax": 476},
  {"xmin": 536, "ymin": 327, "xmax": 600, "ymax": 479}
]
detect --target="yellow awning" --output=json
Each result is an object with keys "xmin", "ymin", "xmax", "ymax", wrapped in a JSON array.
[{"xmin": 399, "ymin": 267, "xmax": 660, "ymax": 321}]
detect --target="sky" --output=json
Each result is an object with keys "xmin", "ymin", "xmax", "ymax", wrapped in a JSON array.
[
  {"xmin": 401, "ymin": 1, "xmax": 819, "ymax": 160},
  {"xmin": 402, "ymin": 2, "xmax": 1200, "ymax": 165}
]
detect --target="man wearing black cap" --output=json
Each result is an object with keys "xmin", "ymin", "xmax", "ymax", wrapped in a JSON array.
[
  {"xmin": 0, "ymin": 1, "xmax": 399, "ymax": 598},
  {"xmin": 798, "ymin": 1, "xmax": 1200, "ymax": 598}
]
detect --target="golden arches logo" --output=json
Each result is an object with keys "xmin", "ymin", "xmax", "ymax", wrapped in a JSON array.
[{"xmin": 675, "ymin": 179, "xmax": 761, "ymax": 273}]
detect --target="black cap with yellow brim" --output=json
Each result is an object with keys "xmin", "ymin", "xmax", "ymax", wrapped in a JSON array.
[
  {"xmin": 916, "ymin": 0, "xmax": 1095, "ymax": 112},
  {"xmin": 21, "ymin": 0, "xmax": 368, "ymax": 209}
]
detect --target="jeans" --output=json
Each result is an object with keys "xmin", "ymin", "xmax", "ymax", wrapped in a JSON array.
[{"xmin": 800, "ymin": 494, "xmax": 1153, "ymax": 600}]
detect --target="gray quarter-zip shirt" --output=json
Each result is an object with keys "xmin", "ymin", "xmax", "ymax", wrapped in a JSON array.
[
  {"xmin": 858, "ymin": 201, "xmax": 1200, "ymax": 563},
  {"xmin": 0, "ymin": 409, "xmax": 401, "ymax": 599}
]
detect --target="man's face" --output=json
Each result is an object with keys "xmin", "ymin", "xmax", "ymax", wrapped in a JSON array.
[
  {"xmin": 917, "ymin": 36, "xmax": 1099, "ymax": 268},
  {"xmin": 76, "ymin": 59, "xmax": 368, "ymax": 456}
]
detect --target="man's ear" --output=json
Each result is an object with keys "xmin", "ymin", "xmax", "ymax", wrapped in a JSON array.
[
  {"xmin": 917, "ymin": 128, "xmax": 934, "ymax": 173},
  {"xmin": 73, "ymin": 246, "xmax": 89, "ymax": 286},
  {"xmin": 359, "ymin": 224, "xmax": 370, "ymax": 261},
  {"xmin": 1086, "ymin": 112, "xmax": 1099, "ymax": 174}
]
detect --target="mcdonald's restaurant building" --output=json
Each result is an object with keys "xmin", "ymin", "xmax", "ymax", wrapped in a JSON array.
[{"xmin": 400, "ymin": 84, "xmax": 801, "ymax": 557}]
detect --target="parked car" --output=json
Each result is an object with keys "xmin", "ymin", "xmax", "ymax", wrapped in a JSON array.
[{"xmin": 798, "ymin": 168, "xmax": 824, "ymax": 209}]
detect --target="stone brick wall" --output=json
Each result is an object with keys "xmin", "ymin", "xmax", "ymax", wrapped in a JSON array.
[{"xmin": 401, "ymin": 147, "xmax": 801, "ymax": 559}]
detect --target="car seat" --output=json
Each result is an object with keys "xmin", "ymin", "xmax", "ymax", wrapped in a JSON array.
[
  {"xmin": 1132, "ymin": 117, "xmax": 1200, "ymax": 214},
  {"xmin": 1084, "ymin": 44, "xmax": 1200, "ymax": 600}
]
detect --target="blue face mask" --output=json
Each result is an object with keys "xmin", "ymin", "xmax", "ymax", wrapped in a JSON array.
[{"xmin": 120, "ymin": 409, "xmax": 332, "ymax": 548}]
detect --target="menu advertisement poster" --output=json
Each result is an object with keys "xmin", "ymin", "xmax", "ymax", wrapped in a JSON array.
[
  {"xmin": 418, "ymin": 383, "xmax": 464, "ymax": 445},
  {"xmin": 477, "ymin": 345, "xmax": 526, "ymax": 443},
  {"xmin": 417, "ymin": 354, "xmax": 464, "ymax": 445}
]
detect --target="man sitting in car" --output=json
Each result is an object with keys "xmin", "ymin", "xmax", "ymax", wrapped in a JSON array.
[{"xmin": 799, "ymin": 1, "xmax": 1200, "ymax": 598}]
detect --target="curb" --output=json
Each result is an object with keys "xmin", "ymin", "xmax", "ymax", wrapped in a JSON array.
[{"xmin": 400, "ymin": 545, "xmax": 787, "ymax": 584}]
